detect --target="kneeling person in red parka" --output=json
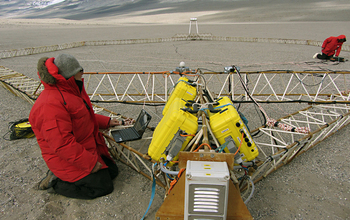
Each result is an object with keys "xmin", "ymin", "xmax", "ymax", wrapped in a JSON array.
[
  {"xmin": 314, "ymin": 35, "xmax": 346, "ymax": 60},
  {"xmin": 30, "ymin": 54, "xmax": 125, "ymax": 199}
]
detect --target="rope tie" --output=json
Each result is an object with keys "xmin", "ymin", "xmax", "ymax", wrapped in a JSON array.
[{"xmin": 266, "ymin": 118, "xmax": 310, "ymax": 134}]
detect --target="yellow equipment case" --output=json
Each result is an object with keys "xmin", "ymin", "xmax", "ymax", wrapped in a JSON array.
[
  {"xmin": 5, "ymin": 119, "xmax": 35, "ymax": 140},
  {"xmin": 162, "ymin": 77, "xmax": 197, "ymax": 116},
  {"xmin": 209, "ymin": 96, "xmax": 259, "ymax": 162},
  {"xmin": 148, "ymin": 98, "xmax": 198, "ymax": 162}
]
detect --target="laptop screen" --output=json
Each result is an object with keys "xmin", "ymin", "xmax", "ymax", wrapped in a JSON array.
[{"xmin": 134, "ymin": 109, "xmax": 151, "ymax": 135}]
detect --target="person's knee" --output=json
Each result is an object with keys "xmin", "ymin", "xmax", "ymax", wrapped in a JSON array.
[
  {"xmin": 101, "ymin": 156, "xmax": 119, "ymax": 180},
  {"xmin": 105, "ymin": 182, "xmax": 114, "ymax": 194},
  {"xmin": 86, "ymin": 178, "xmax": 114, "ymax": 199},
  {"xmin": 109, "ymin": 164, "xmax": 119, "ymax": 180}
]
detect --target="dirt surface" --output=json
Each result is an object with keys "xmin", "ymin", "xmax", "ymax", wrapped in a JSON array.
[{"xmin": 1, "ymin": 1, "xmax": 350, "ymax": 219}]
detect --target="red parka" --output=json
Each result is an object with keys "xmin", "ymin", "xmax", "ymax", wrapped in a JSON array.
[
  {"xmin": 321, "ymin": 35, "xmax": 346, "ymax": 57},
  {"xmin": 29, "ymin": 57, "xmax": 112, "ymax": 182}
]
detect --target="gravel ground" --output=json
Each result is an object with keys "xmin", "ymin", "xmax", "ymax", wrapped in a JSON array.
[{"xmin": 1, "ymin": 5, "xmax": 350, "ymax": 220}]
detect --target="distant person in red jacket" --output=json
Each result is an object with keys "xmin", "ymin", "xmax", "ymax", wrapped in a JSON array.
[
  {"xmin": 29, "ymin": 54, "xmax": 134, "ymax": 199},
  {"xmin": 314, "ymin": 35, "xmax": 346, "ymax": 60}
]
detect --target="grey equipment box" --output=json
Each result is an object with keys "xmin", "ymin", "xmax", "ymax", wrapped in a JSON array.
[{"xmin": 184, "ymin": 160, "xmax": 230, "ymax": 220}]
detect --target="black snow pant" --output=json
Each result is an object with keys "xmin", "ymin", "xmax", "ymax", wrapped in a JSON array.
[
  {"xmin": 51, "ymin": 156, "xmax": 119, "ymax": 199},
  {"xmin": 317, "ymin": 53, "xmax": 333, "ymax": 60}
]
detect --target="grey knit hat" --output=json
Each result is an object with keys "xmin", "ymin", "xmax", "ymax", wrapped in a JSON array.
[{"xmin": 54, "ymin": 54, "xmax": 83, "ymax": 79}]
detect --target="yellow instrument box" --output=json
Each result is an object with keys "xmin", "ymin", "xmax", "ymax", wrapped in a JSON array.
[
  {"xmin": 149, "ymin": 98, "xmax": 198, "ymax": 162},
  {"xmin": 162, "ymin": 77, "xmax": 197, "ymax": 116},
  {"xmin": 209, "ymin": 96, "xmax": 258, "ymax": 162}
]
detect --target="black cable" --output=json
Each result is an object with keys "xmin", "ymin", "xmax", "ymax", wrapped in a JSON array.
[
  {"xmin": 250, "ymin": 104, "xmax": 266, "ymax": 137},
  {"xmin": 0, "ymin": 79, "xmax": 37, "ymax": 101},
  {"xmin": 234, "ymin": 67, "xmax": 267, "ymax": 129},
  {"xmin": 231, "ymin": 100, "xmax": 350, "ymax": 104},
  {"xmin": 235, "ymin": 96, "xmax": 244, "ymax": 111},
  {"xmin": 91, "ymin": 100, "xmax": 165, "ymax": 106},
  {"xmin": 2, "ymin": 78, "xmax": 349, "ymax": 106},
  {"xmin": 0, "ymin": 80, "xmax": 166, "ymax": 107}
]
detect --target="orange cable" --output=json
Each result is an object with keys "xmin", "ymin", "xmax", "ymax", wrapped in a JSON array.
[
  {"xmin": 180, "ymin": 134, "xmax": 195, "ymax": 137},
  {"xmin": 233, "ymin": 132, "xmax": 244, "ymax": 156},
  {"xmin": 193, "ymin": 143, "xmax": 212, "ymax": 152},
  {"xmin": 170, "ymin": 71, "xmax": 198, "ymax": 77},
  {"xmin": 162, "ymin": 71, "xmax": 171, "ymax": 78},
  {"xmin": 167, "ymin": 168, "xmax": 186, "ymax": 195}
]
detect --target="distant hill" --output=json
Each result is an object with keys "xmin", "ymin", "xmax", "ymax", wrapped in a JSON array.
[
  {"xmin": 1, "ymin": 0, "xmax": 214, "ymax": 20},
  {"xmin": 1, "ymin": 0, "xmax": 350, "ymax": 22}
]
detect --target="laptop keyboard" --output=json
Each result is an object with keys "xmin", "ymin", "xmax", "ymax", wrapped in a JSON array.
[{"xmin": 118, "ymin": 128, "xmax": 140, "ymax": 141}]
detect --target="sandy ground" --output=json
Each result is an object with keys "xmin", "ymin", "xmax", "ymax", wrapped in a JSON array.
[{"xmin": 1, "ymin": 3, "xmax": 350, "ymax": 220}]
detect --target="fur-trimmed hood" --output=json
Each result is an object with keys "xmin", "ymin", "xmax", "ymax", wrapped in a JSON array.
[{"xmin": 37, "ymin": 57, "xmax": 57, "ymax": 84}]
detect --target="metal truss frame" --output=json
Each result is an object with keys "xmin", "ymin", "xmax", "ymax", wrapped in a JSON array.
[
  {"xmin": 1, "ymin": 34, "xmax": 349, "ymax": 59},
  {"xmin": 250, "ymin": 104, "xmax": 350, "ymax": 182},
  {"xmin": 82, "ymin": 70, "xmax": 350, "ymax": 104},
  {"xmin": 2, "ymin": 66, "xmax": 350, "ymax": 104}
]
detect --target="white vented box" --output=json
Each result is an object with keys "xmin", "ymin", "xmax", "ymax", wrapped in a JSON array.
[{"xmin": 184, "ymin": 160, "xmax": 230, "ymax": 220}]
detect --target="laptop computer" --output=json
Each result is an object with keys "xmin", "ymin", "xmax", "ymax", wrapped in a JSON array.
[{"xmin": 111, "ymin": 109, "xmax": 152, "ymax": 143}]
